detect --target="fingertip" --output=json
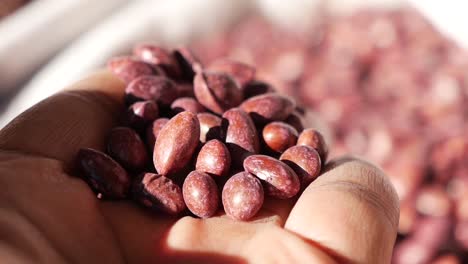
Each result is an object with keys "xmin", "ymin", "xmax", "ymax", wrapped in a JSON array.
[{"xmin": 285, "ymin": 157, "xmax": 399, "ymax": 263}]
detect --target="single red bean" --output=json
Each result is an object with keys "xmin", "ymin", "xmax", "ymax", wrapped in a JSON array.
[
  {"xmin": 194, "ymin": 71, "xmax": 243, "ymax": 114},
  {"xmin": 183, "ymin": 171, "xmax": 219, "ymax": 218},
  {"xmin": 123, "ymin": 100, "xmax": 159, "ymax": 130},
  {"xmin": 133, "ymin": 44, "xmax": 181, "ymax": 78},
  {"xmin": 107, "ymin": 127, "xmax": 149, "ymax": 171},
  {"xmin": 243, "ymin": 155, "xmax": 300, "ymax": 199},
  {"xmin": 297, "ymin": 128, "xmax": 329, "ymax": 163},
  {"xmin": 240, "ymin": 93, "xmax": 296, "ymax": 124},
  {"xmin": 125, "ymin": 75, "xmax": 178, "ymax": 106},
  {"xmin": 223, "ymin": 108, "xmax": 259, "ymax": 167},
  {"xmin": 107, "ymin": 56, "xmax": 154, "ymax": 83},
  {"xmin": 76, "ymin": 148, "xmax": 131, "ymax": 199},
  {"xmin": 171, "ymin": 97, "xmax": 206, "ymax": 114},
  {"xmin": 132, "ymin": 173, "xmax": 185, "ymax": 215},
  {"xmin": 208, "ymin": 59, "xmax": 256, "ymax": 88},
  {"xmin": 196, "ymin": 139, "xmax": 231, "ymax": 177},
  {"xmin": 153, "ymin": 111, "xmax": 200, "ymax": 175},
  {"xmin": 280, "ymin": 145, "xmax": 321, "ymax": 189},
  {"xmin": 197, "ymin": 112, "xmax": 224, "ymax": 143},
  {"xmin": 222, "ymin": 171, "xmax": 264, "ymax": 221},
  {"xmin": 145, "ymin": 118, "xmax": 169, "ymax": 150},
  {"xmin": 263, "ymin": 121, "xmax": 298, "ymax": 153}
]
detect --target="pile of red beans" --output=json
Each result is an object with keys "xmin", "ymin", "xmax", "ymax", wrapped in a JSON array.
[
  {"xmin": 190, "ymin": 7, "xmax": 468, "ymax": 264},
  {"xmin": 76, "ymin": 44, "xmax": 328, "ymax": 221}
]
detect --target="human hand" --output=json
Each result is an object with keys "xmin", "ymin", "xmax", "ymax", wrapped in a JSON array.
[{"xmin": 0, "ymin": 71, "xmax": 399, "ymax": 264}]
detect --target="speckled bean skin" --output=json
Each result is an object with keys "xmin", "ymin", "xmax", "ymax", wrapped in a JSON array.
[
  {"xmin": 153, "ymin": 111, "xmax": 200, "ymax": 175},
  {"xmin": 77, "ymin": 148, "xmax": 131, "ymax": 199},
  {"xmin": 132, "ymin": 173, "xmax": 185, "ymax": 215},
  {"xmin": 194, "ymin": 71, "xmax": 243, "ymax": 114},
  {"xmin": 125, "ymin": 75, "xmax": 178, "ymax": 106},
  {"xmin": 280, "ymin": 145, "xmax": 321, "ymax": 189},
  {"xmin": 107, "ymin": 127, "xmax": 149, "ymax": 171},
  {"xmin": 146, "ymin": 118, "xmax": 169, "ymax": 149},
  {"xmin": 223, "ymin": 108, "xmax": 259, "ymax": 167},
  {"xmin": 107, "ymin": 56, "xmax": 154, "ymax": 83},
  {"xmin": 262, "ymin": 121, "xmax": 298, "ymax": 153},
  {"xmin": 240, "ymin": 93, "xmax": 296, "ymax": 123},
  {"xmin": 297, "ymin": 128, "xmax": 329, "ymax": 163},
  {"xmin": 123, "ymin": 100, "xmax": 159, "ymax": 130},
  {"xmin": 222, "ymin": 171, "xmax": 264, "ymax": 221},
  {"xmin": 133, "ymin": 44, "xmax": 181, "ymax": 78},
  {"xmin": 183, "ymin": 171, "xmax": 219, "ymax": 218},
  {"xmin": 208, "ymin": 59, "xmax": 256, "ymax": 88},
  {"xmin": 171, "ymin": 97, "xmax": 207, "ymax": 114},
  {"xmin": 196, "ymin": 139, "xmax": 231, "ymax": 177},
  {"xmin": 243, "ymin": 155, "xmax": 300, "ymax": 199},
  {"xmin": 197, "ymin": 112, "xmax": 224, "ymax": 143},
  {"xmin": 173, "ymin": 47, "xmax": 202, "ymax": 81}
]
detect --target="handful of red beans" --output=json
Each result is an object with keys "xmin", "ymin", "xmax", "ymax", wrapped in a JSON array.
[{"xmin": 76, "ymin": 44, "xmax": 328, "ymax": 221}]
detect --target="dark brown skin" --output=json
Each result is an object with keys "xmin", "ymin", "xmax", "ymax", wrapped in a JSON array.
[
  {"xmin": 107, "ymin": 56, "xmax": 154, "ymax": 83},
  {"xmin": 242, "ymin": 81, "xmax": 275, "ymax": 99},
  {"xmin": 153, "ymin": 111, "xmax": 200, "ymax": 176},
  {"xmin": 0, "ymin": 71, "xmax": 399, "ymax": 263},
  {"xmin": 76, "ymin": 148, "xmax": 131, "ymax": 199},
  {"xmin": 263, "ymin": 121, "xmax": 298, "ymax": 153},
  {"xmin": 183, "ymin": 171, "xmax": 219, "ymax": 218},
  {"xmin": 173, "ymin": 47, "xmax": 203, "ymax": 81},
  {"xmin": 107, "ymin": 127, "xmax": 149, "ymax": 171},
  {"xmin": 244, "ymin": 154, "xmax": 300, "ymax": 199},
  {"xmin": 196, "ymin": 139, "xmax": 231, "ymax": 177},
  {"xmin": 132, "ymin": 173, "xmax": 186, "ymax": 215}
]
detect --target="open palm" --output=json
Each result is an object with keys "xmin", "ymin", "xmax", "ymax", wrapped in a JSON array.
[{"xmin": 0, "ymin": 71, "xmax": 399, "ymax": 264}]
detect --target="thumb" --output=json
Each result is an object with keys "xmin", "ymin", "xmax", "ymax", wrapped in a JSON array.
[{"xmin": 285, "ymin": 157, "xmax": 400, "ymax": 263}]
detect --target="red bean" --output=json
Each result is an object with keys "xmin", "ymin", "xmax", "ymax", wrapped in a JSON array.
[
  {"xmin": 240, "ymin": 93, "xmax": 295, "ymax": 124},
  {"xmin": 280, "ymin": 145, "xmax": 321, "ymax": 189},
  {"xmin": 107, "ymin": 56, "xmax": 154, "ymax": 83},
  {"xmin": 133, "ymin": 44, "xmax": 181, "ymax": 78},
  {"xmin": 171, "ymin": 97, "xmax": 206, "ymax": 114},
  {"xmin": 208, "ymin": 59, "xmax": 256, "ymax": 88},
  {"xmin": 297, "ymin": 128, "xmax": 329, "ymax": 163},
  {"xmin": 153, "ymin": 111, "xmax": 200, "ymax": 175},
  {"xmin": 132, "ymin": 173, "xmax": 185, "ymax": 215},
  {"xmin": 262, "ymin": 121, "xmax": 298, "ymax": 153},
  {"xmin": 77, "ymin": 148, "xmax": 131, "ymax": 199},
  {"xmin": 125, "ymin": 75, "xmax": 178, "ymax": 106},
  {"xmin": 222, "ymin": 171, "xmax": 264, "ymax": 221},
  {"xmin": 123, "ymin": 100, "xmax": 159, "ymax": 130},
  {"xmin": 196, "ymin": 139, "xmax": 231, "ymax": 177},
  {"xmin": 197, "ymin": 112, "xmax": 224, "ymax": 143},
  {"xmin": 243, "ymin": 154, "xmax": 300, "ymax": 199},
  {"xmin": 145, "ymin": 118, "xmax": 169, "ymax": 150},
  {"xmin": 183, "ymin": 171, "xmax": 219, "ymax": 218},
  {"xmin": 107, "ymin": 127, "xmax": 148, "ymax": 171}
]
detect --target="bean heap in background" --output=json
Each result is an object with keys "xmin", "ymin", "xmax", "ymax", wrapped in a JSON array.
[
  {"xmin": 76, "ymin": 44, "xmax": 327, "ymax": 221},
  {"xmin": 190, "ymin": 7, "xmax": 468, "ymax": 263}
]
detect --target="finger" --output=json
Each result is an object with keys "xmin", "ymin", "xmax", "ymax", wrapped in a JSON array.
[
  {"xmin": 0, "ymin": 70, "xmax": 125, "ymax": 166},
  {"xmin": 285, "ymin": 157, "xmax": 400, "ymax": 263}
]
